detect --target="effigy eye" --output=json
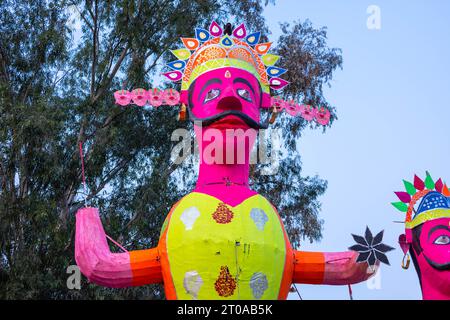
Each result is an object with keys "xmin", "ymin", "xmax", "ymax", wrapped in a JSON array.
[
  {"xmin": 237, "ymin": 89, "xmax": 251, "ymax": 102},
  {"xmin": 204, "ymin": 89, "xmax": 220, "ymax": 103},
  {"xmin": 434, "ymin": 235, "xmax": 450, "ymax": 245}
]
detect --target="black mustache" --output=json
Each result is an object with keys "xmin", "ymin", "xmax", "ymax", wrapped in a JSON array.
[
  {"xmin": 187, "ymin": 108, "xmax": 269, "ymax": 130},
  {"xmin": 424, "ymin": 254, "xmax": 450, "ymax": 271}
]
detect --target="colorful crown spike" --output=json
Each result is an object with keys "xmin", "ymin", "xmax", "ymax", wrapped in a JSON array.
[
  {"xmin": 392, "ymin": 201, "xmax": 408, "ymax": 212},
  {"xmin": 209, "ymin": 21, "xmax": 222, "ymax": 37},
  {"xmin": 164, "ymin": 22, "xmax": 289, "ymax": 93},
  {"xmin": 167, "ymin": 60, "xmax": 186, "ymax": 71},
  {"xmin": 171, "ymin": 48, "xmax": 191, "ymax": 60},
  {"xmin": 255, "ymin": 42, "xmax": 272, "ymax": 55},
  {"xmin": 232, "ymin": 23, "xmax": 247, "ymax": 39},
  {"xmin": 267, "ymin": 66, "xmax": 287, "ymax": 77},
  {"xmin": 435, "ymin": 178, "xmax": 444, "ymax": 193},
  {"xmin": 392, "ymin": 173, "xmax": 450, "ymax": 229},
  {"xmin": 262, "ymin": 54, "xmax": 280, "ymax": 66},
  {"xmin": 395, "ymin": 191, "xmax": 411, "ymax": 203},
  {"xmin": 414, "ymin": 175, "xmax": 425, "ymax": 191},
  {"xmin": 162, "ymin": 71, "xmax": 183, "ymax": 82},
  {"xmin": 443, "ymin": 184, "xmax": 450, "ymax": 197},
  {"xmin": 195, "ymin": 28, "xmax": 210, "ymax": 42},
  {"xmin": 269, "ymin": 77, "xmax": 289, "ymax": 90},
  {"xmin": 403, "ymin": 180, "xmax": 416, "ymax": 196},
  {"xmin": 245, "ymin": 32, "xmax": 261, "ymax": 46},
  {"xmin": 220, "ymin": 35, "xmax": 233, "ymax": 47},
  {"xmin": 425, "ymin": 171, "xmax": 435, "ymax": 189},
  {"xmin": 181, "ymin": 38, "xmax": 200, "ymax": 51}
]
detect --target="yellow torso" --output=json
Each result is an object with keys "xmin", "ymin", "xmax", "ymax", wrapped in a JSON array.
[{"xmin": 159, "ymin": 192, "xmax": 288, "ymax": 299}]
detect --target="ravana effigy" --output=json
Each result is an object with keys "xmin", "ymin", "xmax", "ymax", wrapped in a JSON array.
[{"xmin": 75, "ymin": 21, "xmax": 390, "ymax": 300}]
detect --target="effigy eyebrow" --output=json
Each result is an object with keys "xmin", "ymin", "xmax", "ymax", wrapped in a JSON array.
[
  {"xmin": 233, "ymin": 77, "xmax": 256, "ymax": 96},
  {"xmin": 428, "ymin": 225, "xmax": 450, "ymax": 240},
  {"xmin": 199, "ymin": 78, "xmax": 222, "ymax": 97}
]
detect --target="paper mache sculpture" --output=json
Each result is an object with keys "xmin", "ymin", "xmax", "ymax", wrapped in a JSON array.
[
  {"xmin": 393, "ymin": 172, "xmax": 450, "ymax": 300},
  {"xmin": 75, "ymin": 22, "xmax": 390, "ymax": 300}
]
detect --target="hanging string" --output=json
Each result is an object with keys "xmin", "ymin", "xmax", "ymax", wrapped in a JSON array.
[
  {"xmin": 105, "ymin": 234, "xmax": 129, "ymax": 253},
  {"xmin": 348, "ymin": 284, "xmax": 353, "ymax": 300},
  {"xmin": 293, "ymin": 284, "xmax": 303, "ymax": 300},
  {"xmin": 78, "ymin": 141, "xmax": 88, "ymax": 207},
  {"xmin": 79, "ymin": 141, "xmax": 128, "ymax": 253}
]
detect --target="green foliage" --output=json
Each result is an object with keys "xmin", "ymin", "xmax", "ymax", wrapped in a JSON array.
[{"xmin": 0, "ymin": 0, "xmax": 342, "ymax": 298}]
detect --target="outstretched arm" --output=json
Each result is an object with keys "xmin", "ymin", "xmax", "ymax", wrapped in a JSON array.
[
  {"xmin": 293, "ymin": 250, "xmax": 376, "ymax": 285},
  {"xmin": 75, "ymin": 207, "xmax": 162, "ymax": 288}
]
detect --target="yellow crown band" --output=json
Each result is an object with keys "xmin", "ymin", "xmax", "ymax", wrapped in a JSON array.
[
  {"xmin": 181, "ymin": 58, "xmax": 270, "ymax": 93},
  {"xmin": 405, "ymin": 208, "xmax": 450, "ymax": 229}
]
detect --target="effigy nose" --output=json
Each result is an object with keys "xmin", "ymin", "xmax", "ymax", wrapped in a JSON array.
[{"xmin": 217, "ymin": 96, "xmax": 242, "ymax": 111}]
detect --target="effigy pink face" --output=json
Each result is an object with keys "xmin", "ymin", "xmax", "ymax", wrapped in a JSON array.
[
  {"xmin": 185, "ymin": 67, "xmax": 269, "ymax": 129},
  {"xmin": 413, "ymin": 218, "xmax": 450, "ymax": 293}
]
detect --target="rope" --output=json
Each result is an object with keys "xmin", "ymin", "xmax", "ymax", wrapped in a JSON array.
[
  {"xmin": 78, "ymin": 141, "xmax": 88, "ymax": 207},
  {"xmin": 348, "ymin": 284, "xmax": 353, "ymax": 300},
  {"xmin": 79, "ymin": 141, "xmax": 127, "ymax": 253},
  {"xmin": 293, "ymin": 284, "xmax": 303, "ymax": 300},
  {"xmin": 105, "ymin": 234, "xmax": 129, "ymax": 253}
]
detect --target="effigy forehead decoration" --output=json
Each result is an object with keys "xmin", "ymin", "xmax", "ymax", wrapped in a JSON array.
[{"xmin": 162, "ymin": 22, "xmax": 289, "ymax": 93}]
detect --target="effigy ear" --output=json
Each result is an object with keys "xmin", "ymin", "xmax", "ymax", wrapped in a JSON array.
[
  {"xmin": 398, "ymin": 233, "xmax": 412, "ymax": 270},
  {"xmin": 398, "ymin": 234, "xmax": 411, "ymax": 254},
  {"xmin": 180, "ymin": 90, "xmax": 189, "ymax": 105},
  {"xmin": 261, "ymin": 93, "xmax": 272, "ymax": 108}
]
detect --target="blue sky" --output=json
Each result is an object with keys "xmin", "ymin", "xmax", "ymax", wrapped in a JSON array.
[{"xmin": 262, "ymin": 0, "xmax": 450, "ymax": 299}]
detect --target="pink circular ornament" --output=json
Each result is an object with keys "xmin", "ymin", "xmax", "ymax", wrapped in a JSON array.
[
  {"xmin": 271, "ymin": 96, "xmax": 285, "ymax": 113},
  {"xmin": 148, "ymin": 88, "xmax": 164, "ymax": 107},
  {"xmin": 114, "ymin": 90, "xmax": 132, "ymax": 106},
  {"xmin": 299, "ymin": 105, "xmax": 316, "ymax": 121},
  {"xmin": 284, "ymin": 100, "xmax": 299, "ymax": 116},
  {"xmin": 131, "ymin": 88, "xmax": 148, "ymax": 106},
  {"xmin": 163, "ymin": 89, "xmax": 180, "ymax": 106},
  {"xmin": 315, "ymin": 107, "xmax": 331, "ymax": 126}
]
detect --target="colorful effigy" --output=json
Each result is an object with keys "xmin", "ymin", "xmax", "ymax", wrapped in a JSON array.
[
  {"xmin": 393, "ymin": 172, "xmax": 450, "ymax": 300},
  {"xmin": 75, "ymin": 22, "xmax": 387, "ymax": 300}
]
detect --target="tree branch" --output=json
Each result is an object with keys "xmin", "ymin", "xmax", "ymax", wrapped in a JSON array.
[
  {"xmin": 70, "ymin": 1, "xmax": 93, "ymax": 31},
  {"xmin": 90, "ymin": 0, "xmax": 98, "ymax": 98},
  {"xmin": 92, "ymin": 42, "xmax": 131, "ymax": 103}
]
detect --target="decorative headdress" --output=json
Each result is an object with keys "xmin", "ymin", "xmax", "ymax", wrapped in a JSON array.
[
  {"xmin": 113, "ymin": 22, "xmax": 331, "ymax": 126},
  {"xmin": 392, "ymin": 172, "xmax": 450, "ymax": 242},
  {"xmin": 162, "ymin": 22, "xmax": 288, "ymax": 93}
]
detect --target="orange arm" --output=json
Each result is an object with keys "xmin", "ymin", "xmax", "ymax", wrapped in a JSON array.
[
  {"xmin": 128, "ymin": 249, "xmax": 162, "ymax": 286},
  {"xmin": 293, "ymin": 250, "xmax": 375, "ymax": 285}
]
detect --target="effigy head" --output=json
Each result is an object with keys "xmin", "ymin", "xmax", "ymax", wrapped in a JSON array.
[
  {"xmin": 166, "ymin": 22, "xmax": 284, "ymax": 130},
  {"xmin": 393, "ymin": 172, "xmax": 450, "ymax": 298}
]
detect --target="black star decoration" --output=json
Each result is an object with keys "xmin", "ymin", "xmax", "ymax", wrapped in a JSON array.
[{"xmin": 348, "ymin": 227, "xmax": 395, "ymax": 266}]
